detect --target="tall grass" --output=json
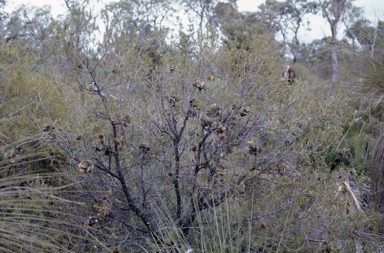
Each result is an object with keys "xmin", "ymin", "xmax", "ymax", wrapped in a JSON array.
[{"xmin": 0, "ymin": 173, "xmax": 101, "ymax": 252}]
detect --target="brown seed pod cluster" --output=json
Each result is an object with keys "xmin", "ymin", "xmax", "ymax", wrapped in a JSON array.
[
  {"xmin": 78, "ymin": 159, "xmax": 94, "ymax": 173},
  {"xmin": 247, "ymin": 141, "xmax": 262, "ymax": 155},
  {"xmin": 188, "ymin": 98, "xmax": 199, "ymax": 117},
  {"xmin": 240, "ymin": 106, "xmax": 250, "ymax": 117},
  {"xmin": 97, "ymin": 133, "xmax": 104, "ymax": 140},
  {"xmin": 139, "ymin": 143, "xmax": 151, "ymax": 152},
  {"xmin": 85, "ymin": 216, "xmax": 99, "ymax": 227},
  {"xmin": 321, "ymin": 242, "xmax": 332, "ymax": 253},
  {"xmin": 169, "ymin": 95, "xmax": 179, "ymax": 107},
  {"xmin": 193, "ymin": 79, "xmax": 205, "ymax": 91},
  {"xmin": 76, "ymin": 59, "xmax": 86, "ymax": 70},
  {"xmin": 93, "ymin": 133, "xmax": 106, "ymax": 152},
  {"xmin": 212, "ymin": 122, "xmax": 226, "ymax": 134},
  {"xmin": 43, "ymin": 125, "xmax": 55, "ymax": 132},
  {"xmin": 77, "ymin": 62, "xmax": 84, "ymax": 70},
  {"xmin": 189, "ymin": 98, "xmax": 198, "ymax": 108},
  {"xmin": 206, "ymin": 74, "xmax": 215, "ymax": 82},
  {"xmin": 110, "ymin": 118, "xmax": 119, "ymax": 126}
]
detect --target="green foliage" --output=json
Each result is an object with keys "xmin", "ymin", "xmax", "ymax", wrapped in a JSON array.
[
  {"xmin": 0, "ymin": 32, "xmax": 94, "ymax": 253},
  {"xmin": 1, "ymin": 1, "xmax": 384, "ymax": 252}
]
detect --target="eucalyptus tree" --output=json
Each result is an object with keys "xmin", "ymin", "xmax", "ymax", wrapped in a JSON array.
[
  {"xmin": 352, "ymin": 20, "xmax": 384, "ymax": 58},
  {"xmin": 256, "ymin": 0, "xmax": 318, "ymax": 63},
  {"xmin": 0, "ymin": 0, "xmax": 7, "ymax": 34},
  {"xmin": 256, "ymin": 0, "xmax": 286, "ymax": 41},
  {"xmin": 101, "ymin": 0, "xmax": 175, "ymax": 36},
  {"xmin": 319, "ymin": 0, "xmax": 356, "ymax": 88},
  {"xmin": 180, "ymin": 0, "xmax": 237, "ymax": 37},
  {"xmin": 342, "ymin": 5, "xmax": 364, "ymax": 48},
  {"xmin": 346, "ymin": 19, "xmax": 373, "ymax": 51},
  {"xmin": 2, "ymin": 4, "xmax": 52, "ymax": 46},
  {"xmin": 59, "ymin": 0, "xmax": 99, "ymax": 68},
  {"xmin": 212, "ymin": 2, "xmax": 272, "ymax": 50},
  {"xmin": 101, "ymin": 0, "xmax": 175, "ymax": 69}
]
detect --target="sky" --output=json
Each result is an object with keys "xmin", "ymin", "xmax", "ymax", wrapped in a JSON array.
[
  {"xmin": 5, "ymin": 0, "xmax": 384, "ymax": 43},
  {"xmin": 237, "ymin": 0, "xmax": 384, "ymax": 43}
]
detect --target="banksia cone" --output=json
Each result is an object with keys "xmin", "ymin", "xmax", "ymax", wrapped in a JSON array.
[
  {"xmin": 193, "ymin": 79, "xmax": 205, "ymax": 91},
  {"xmin": 97, "ymin": 134, "xmax": 104, "ymax": 140},
  {"xmin": 247, "ymin": 141, "xmax": 261, "ymax": 155},
  {"xmin": 189, "ymin": 98, "xmax": 197, "ymax": 106},
  {"xmin": 321, "ymin": 242, "xmax": 332, "ymax": 253},
  {"xmin": 86, "ymin": 216, "xmax": 99, "ymax": 226},
  {"xmin": 110, "ymin": 118, "xmax": 119, "ymax": 125},
  {"xmin": 139, "ymin": 143, "xmax": 150, "ymax": 152},
  {"xmin": 169, "ymin": 96, "xmax": 179, "ymax": 107},
  {"xmin": 78, "ymin": 159, "xmax": 94, "ymax": 173},
  {"xmin": 43, "ymin": 125, "xmax": 55, "ymax": 132},
  {"xmin": 240, "ymin": 106, "xmax": 250, "ymax": 117},
  {"xmin": 207, "ymin": 74, "xmax": 215, "ymax": 81},
  {"xmin": 212, "ymin": 122, "xmax": 226, "ymax": 134}
]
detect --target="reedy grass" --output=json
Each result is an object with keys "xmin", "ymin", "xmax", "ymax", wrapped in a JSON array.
[{"xmin": 0, "ymin": 173, "xmax": 108, "ymax": 253}]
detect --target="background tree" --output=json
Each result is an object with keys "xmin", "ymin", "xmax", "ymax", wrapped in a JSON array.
[
  {"xmin": 342, "ymin": 5, "xmax": 364, "ymax": 48},
  {"xmin": 257, "ymin": 0, "xmax": 288, "ymax": 43},
  {"xmin": 319, "ymin": 0, "xmax": 355, "ymax": 88},
  {"xmin": 256, "ymin": 0, "xmax": 318, "ymax": 63},
  {"xmin": 180, "ymin": 0, "xmax": 236, "ymax": 36},
  {"xmin": 211, "ymin": 2, "xmax": 272, "ymax": 49}
]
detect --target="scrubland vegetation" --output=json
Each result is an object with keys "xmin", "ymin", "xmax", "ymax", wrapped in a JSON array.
[{"xmin": 1, "ymin": 0, "xmax": 384, "ymax": 252}]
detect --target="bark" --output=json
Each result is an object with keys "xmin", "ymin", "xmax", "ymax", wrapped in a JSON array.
[
  {"xmin": 320, "ymin": 0, "xmax": 350, "ymax": 88},
  {"xmin": 331, "ymin": 33, "xmax": 340, "ymax": 88}
]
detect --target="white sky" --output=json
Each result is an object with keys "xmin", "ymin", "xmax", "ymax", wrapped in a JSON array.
[
  {"xmin": 237, "ymin": 0, "xmax": 384, "ymax": 43},
  {"xmin": 5, "ymin": 0, "xmax": 384, "ymax": 44}
]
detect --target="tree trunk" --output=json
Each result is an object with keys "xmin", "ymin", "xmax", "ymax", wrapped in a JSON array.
[
  {"xmin": 330, "ymin": 23, "xmax": 340, "ymax": 89},
  {"xmin": 331, "ymin": 38, "xmax": 339, "ymax": 88}
]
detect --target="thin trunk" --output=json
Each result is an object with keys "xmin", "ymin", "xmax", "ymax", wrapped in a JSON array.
[
  {"xmin": 331, "ymin": 24, "xmax": 339, "ymax": 88},
  {"xmin": 331, "ymin": 38, "xmax": 339, "ymax": 88}
]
